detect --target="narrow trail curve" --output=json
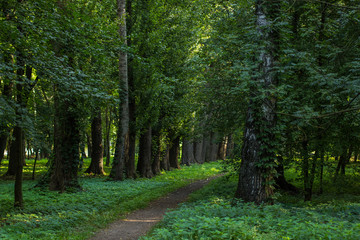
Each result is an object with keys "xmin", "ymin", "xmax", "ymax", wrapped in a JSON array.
[{"xmin": 89, "ymin": 175, "xmax": 220, "ymax": 240}]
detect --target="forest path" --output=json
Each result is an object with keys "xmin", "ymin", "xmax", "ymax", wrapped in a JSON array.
[{"xmin": 89, "ymin": 175, "xmax": 220, "ymax": 240}]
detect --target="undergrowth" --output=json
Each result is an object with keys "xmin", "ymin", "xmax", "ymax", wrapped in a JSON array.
[
  {"xmin": 0, "ymin": 160, "xmax": 221, "ymax": 240},
  {"xmin": 143, "ymin": 166, "xmax": 360, "ymax": 240}
]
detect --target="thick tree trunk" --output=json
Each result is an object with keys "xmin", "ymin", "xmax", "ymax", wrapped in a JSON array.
[
  {"xmin": 160, "ymin": 144, "xmax": 170, "ymax": 171},
  {"xmin": 319, "ymin": 152, "xmax": 326, "ymax": 194},
  {"xmin": 235, "ymin": 0, "xmax": 278, "ymax": 204},
  {"xmin": 50, "ymin": 95, "xmax": 81, "ymax": 192},
  {"xmin": 13, "ymin": 126, "xmax": 24, "ymax": 208},
  {"xmin": 109, "ymin": 0, "xmax": 129, "ymax": 181},
  {"xmin": 169, "ymin": 136, "xmax": 180, "ymax": 169},
  {"xmin": 194, "ymin": 138, "xmax": 205, "ymax": 164},
  {"xmin": 126, "ymin": 109, "xmax": 136, "ymax": 178},
  {"xmin": 217, "ymin": 136, "xmax": 227, "ymax": 161},
  {"xmin": 203, "ymin": 134, "xmax": 211, "ymax": 163},
  {"xmin": 151, "ymin": 128, "xmax": 161, "ymax": 175},
  {"xmin": 209, "ymin": 133, "xmax": 219, "ymax": 162},
  {"xmin": 104, "ymin": 106, "xmax": 111, "ymax": 166},
  {"xmin": 181, "ymin": 139, "xmax": 195, "ymax": 166},
  {"xmin": 124, "ymin": 0, "xmax": 136, "ymax": 179},
  {"xmin": 137, "ymin": 127, "xmax": 153, "ymax": 178},
  {"xmin": 85, "ymin": 111, "xmax": 105, "ymax": 175}
]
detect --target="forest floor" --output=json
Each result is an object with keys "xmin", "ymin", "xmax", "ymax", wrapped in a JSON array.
[{"xmin": 89, "ymin": 175, "xmax": 220, "ymax": 240}]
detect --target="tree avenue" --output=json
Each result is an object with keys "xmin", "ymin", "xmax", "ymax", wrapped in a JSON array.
[{"xmin": 0, "ymin": 0, "xmax": 359, "ymax": 211}]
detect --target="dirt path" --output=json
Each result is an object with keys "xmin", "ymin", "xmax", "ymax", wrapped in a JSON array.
[{"xmin": 89, "ymin": 176, "xmax": 219, "ymax": 240}]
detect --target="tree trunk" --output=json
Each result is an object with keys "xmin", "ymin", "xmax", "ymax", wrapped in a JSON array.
[
  {"xmin": 160, "ymin": 143, "xmax": 170, "ymax": 171},
  {"xmin": 50, "ymin": 93, "xmax": 81, "ymax": 192},
  {"xmin": 235, "ymin": 0, "xmax": 278, "ymax": 204},
  {"xmin": 151, "ymin": 128, "xmax": 161, "ymax": 175},
  {"xmin": 85, "ymin": 111, "xmax": 105, "ymax": 175},
  {"xmin": 104, "ymin": 106, "xmax": 111, "ymax": 166},
  {"xmin": 169, "ymin": 136, "xmax": 180, "ymax": 169},
  {"xmin": 302, "ymin": 140, "xmax": 312, "ymax": 201},
  {"xmin": 203, "ymin": 134, "xmax": 211, "ymax": 163},
  {"xmin": 209, "ymin": 133, "xmax": 219, "ymax": 162},
  {"xmin": 181, "ymin": 138, "xmax": 195, "ymax": 166},
  {"xmin": 137, "ymin": 127, "xmax": 153, "ymax": 178},
  {"xmin": 109, "ymin": 0, "xmax": 129, "ymax": 181},
  {"xmin": 319, "ymin": 152, "xmax": 326, "ymax": 194},
  {"xmin": 194, "ymin": 138, "xmax": 205, "ymax": 164},
  {"xmin": 125, "ymin": 0, "xmax": 136, "ymax": 177},
  {"xmin": 32, "ymin": 150, "xmax": 39, "ymax": 180},
  {"xmin": 217, "ymin": 136, "xmax": 227, "ymax": 161},
  {"xmin": 126, "ymin": 104, "xmax": 136, "ymax": 178},
  {"xmin": 13, "ymin": 126, "xmax": 24, "ymax": 208},
  {"xmin": 226, "ymin": 135, "xmax": 234, "ymax": 159}
]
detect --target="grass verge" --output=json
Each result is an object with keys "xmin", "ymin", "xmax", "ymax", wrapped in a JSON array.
[{"xmin": 142, "ymin": 167, "xmax": 360, "ymax": 240}]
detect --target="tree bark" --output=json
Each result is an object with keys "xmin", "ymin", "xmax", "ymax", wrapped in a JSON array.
[
  {"xmin": 137, "ymin": 126, "xmax": 153, "ymax": 178},
  {"xmin": 209, "ymin": 133, "xmax": 219, "ymax": 162},
  {"xmin": 109, "ymin": 0, "xmax": 129, "ymax": 181},
  {"xmin": 235, "ymin": 0, "xmax": 278, "ymax": 204},
  {"xmin": 85, "ymin": 111, "xmax": 105, "ymax": 175},
  {"xmin": 194, "ymin": 138, "xmax": 205, "ymax": 164},
  {"xmin": 125, "ymin": 0, "xmax": 136, "ymax": 178},
  {"xmin": 169, "ymin": 136, "xmax": 180, "ymax": 169},
  {"xmin": 203, "ymin": 134, "xmax": 211, "ymax": 163},
  {"xmin": 50, "ymin": 94, "xmax": 81, "ymax": 192},
  {"xmin": 319, "ymin": 152, "xmax": 326, "ymax": 194},
  {"xmin": 181, "ymin": 138, "xmax": 195, "ymax": 166},
  {"xmin": 13, "ymin": 126, "xmax": 24, "ymax": 208},
  {"xmin": 160, "ymin": 143, "xmax": 170, "ymax": 171},
  {"xmin": 104, "ymin": 106, "xmax": 111, "ymax": 167},
  {"xmin": 217, "ymin": 136, "xmax": 227, "ymax": 161},
  {"xmin": 151, "ymin": 128, "xmax": 161, "ymax": 175}
]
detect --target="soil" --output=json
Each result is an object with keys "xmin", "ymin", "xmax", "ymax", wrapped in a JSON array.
[{"xmin": 89, "ymin": 176, "xmax": 219, "ymax": 240}]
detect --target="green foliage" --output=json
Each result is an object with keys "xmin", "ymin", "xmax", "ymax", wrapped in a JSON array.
[
  {"xmin": 143, "ymin": 167, "xmax": 360, "ymax": 240},
  {"xmin": 0, "ymin": 160, "xmax": 221, "ymax": 240}
]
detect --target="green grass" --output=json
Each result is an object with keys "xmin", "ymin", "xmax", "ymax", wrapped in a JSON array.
[
  {"xmin": 142, "ymin": 164, "xmax": 360, "ymax": 240},
  {"xmin": 0, "ymin": 159, "xmax": 222, "ymax": 240}
]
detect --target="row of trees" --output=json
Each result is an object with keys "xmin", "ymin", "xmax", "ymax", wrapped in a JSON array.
[
  {"xmin": 1, "ymin": 0, "xmax": 359, "ymax": 207},
  {"xmin": 0, "ymin": 0, "xmax": 230, "ymax": 207}
]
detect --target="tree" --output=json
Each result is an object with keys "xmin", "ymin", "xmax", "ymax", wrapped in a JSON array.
[
  {"xmin": 235, "ymin": 0, "xmax": 279, "ymax": 203},
  {"xmin": 85, "ymin": 111, "xmax": 105, "ymax": 175},
  {"xmin": 110, "ymin": 0, "xmax": 130, "ymax": 181}
]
